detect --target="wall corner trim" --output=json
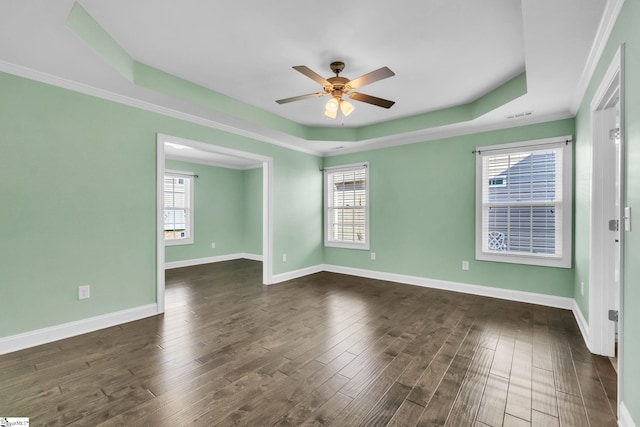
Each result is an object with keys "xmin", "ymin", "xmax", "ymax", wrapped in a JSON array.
[
  {"xmin": 270, "ymin": 265, "xmax": 324, "ymax": 285},
  {"xmin": 572, "ymin": 299, "xmax": 591, "ymax": 352},
  {"xmin": 620, "ymin": 402, "xmax": 638, "ymax": 427},
  {"xmin": 0, "ymin": 304, "xmax": 159, "ymax": 355}
]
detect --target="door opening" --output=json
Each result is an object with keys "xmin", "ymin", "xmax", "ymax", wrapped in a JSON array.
[
  {"xmin": 589, "ymin": 44, "xmax": 625, "ymax": 418},
  {"xmin": 156, "ymin": 134, "xmax": 274, "ymax": 314}
]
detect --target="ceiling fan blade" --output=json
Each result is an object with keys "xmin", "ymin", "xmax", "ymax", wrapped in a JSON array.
[
  {"xmin": 275, "ymin": 92, "xmax": 327, "ymax": 104},
  {"xmin": 347, "ymin": 92, "xmax": 395, "ymax": 109},
  {"xmin": 292, "ymin": 66, "xmax": 331, "ymax": 86},
  {"xmin": 346, "ymin": 67, "xmax": 395, "ymax": 90}
]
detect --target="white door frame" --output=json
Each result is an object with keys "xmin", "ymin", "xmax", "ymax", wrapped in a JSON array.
[
  {"xmin": 588, "ymin": 43, "xmax": 624, "ymax": 413},
  {"xmin": 155, "ymin": 133, "xmax": 274, "ymax": 313}
]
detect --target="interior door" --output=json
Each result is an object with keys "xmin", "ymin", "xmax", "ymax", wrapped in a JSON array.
[
  {"xmin": 602, "ymin": 99, "xmax": 621, "ymax": 357},
  {"xmin": 611, "ymin": 100, "xmax": 621, "ymax": 356}
]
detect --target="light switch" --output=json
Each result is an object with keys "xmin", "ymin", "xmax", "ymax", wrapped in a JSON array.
[{"xmin": 624, "ymin": 207, "xmax": 632, "ymax": 231}]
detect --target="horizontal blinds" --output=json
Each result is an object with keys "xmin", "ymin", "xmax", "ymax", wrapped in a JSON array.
[
  {"xmin": 164, "ymin": 173, "xmax": 191, "ymax": 239},
  {"xmin": 163, "ymin": 176, "xmax": 190, "ymax": 209},
  {"xmin": 481, "ymin": 146, "xmax": 563, "ymax": 256},
  {"xmin": 326, "ymin": 166, "xmax": 367, "ymax": 244}
]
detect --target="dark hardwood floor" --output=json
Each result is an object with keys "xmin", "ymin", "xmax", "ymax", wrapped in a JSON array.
[{"xmin": 1, "ymin": 259, "xmax": 618, "ymax": 426}]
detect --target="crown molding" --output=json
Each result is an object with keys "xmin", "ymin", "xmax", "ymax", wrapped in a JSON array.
[
  {"xmin": 0, "ymin": 60, "xmax": 322, "ymax": 157},
  {"xmin": 1, "ymin": 59, "xmax": 574, "ymax": 159},
  {"xmin": 323, "ymin": 111, "xmax": 575, "ymax": 157},
  {"xmin": 570, "ymin": 0, "xmax": 625, "ymax": 114}
]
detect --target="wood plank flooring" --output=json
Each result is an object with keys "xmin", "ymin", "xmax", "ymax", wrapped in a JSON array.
[{"xmin": 1, "ymin": 259, "xmax": 618, "ymax": 426}]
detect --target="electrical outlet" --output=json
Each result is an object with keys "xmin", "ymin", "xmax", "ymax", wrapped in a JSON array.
[
  {"xmin": 462, "ymin": 261, "xmax": 469, "ymax": 271},
  {"xmin": 78, "ymin": 285, "xmax": 90, "ymax": 300},
  {"xmin": 282, "ymin": 253, "xmax": 287, "ymax": 262},
  {"xmin": 211, "ymin": 242, "xmax": 216, "ymax": 249},
  {"xmin": 371, "ymin": 252, "xmax": 376, "ymax": 261}
]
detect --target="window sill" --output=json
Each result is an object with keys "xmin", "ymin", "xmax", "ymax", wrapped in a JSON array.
[
  {"xmin": 325, "ymin": 241, "xmax": 370, "ymax": 250},
  {"xmin": 165, "ymin": 239, "xmax": 194, "ymax": 247},
  {"xmin": 475, "ymin": 251, "xmax": 571, "ymax": 268}
]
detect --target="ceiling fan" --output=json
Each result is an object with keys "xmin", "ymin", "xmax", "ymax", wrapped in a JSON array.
[{"xmin": 276, "ymin": 61, "xmax": 396, "ymax": 119}]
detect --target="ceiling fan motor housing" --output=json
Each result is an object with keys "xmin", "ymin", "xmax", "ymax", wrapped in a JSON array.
[
  {"xmin": 330, "ymin": 61, "xmax": 345, "ymax": 75},
  {"xmin": 326, "ymin": 76, "xmax": 350, "ymax": 96}
]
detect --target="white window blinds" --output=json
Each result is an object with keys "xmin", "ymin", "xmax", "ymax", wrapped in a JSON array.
[
  {"xmin": 325, "ymin": 164, "xmax": 369, "ymax": 249},
  {"xmin": 475, "ymin": 137, "xmax": 572, "ymax": 268},
  {"xmin": 164, "ymin": 172, "xmax": 194, "ymax": 244}
]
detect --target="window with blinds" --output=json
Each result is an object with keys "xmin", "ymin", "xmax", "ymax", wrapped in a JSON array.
[
  {"xmin": 325, "ymin": 163, "xmax": 369, "ymax": 249},
  {"xmin": 164, "ymin": 171, "xmax": 194, "ymax": 245},
  {"xmin": 475, "ymin": 137, "xmax": 572, "ymax": 268}
]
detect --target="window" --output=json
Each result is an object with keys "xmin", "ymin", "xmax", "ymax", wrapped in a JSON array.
[
  {"xmin": 164, "ymin": 171, "xmax": 194, "ymax": 245},
  {"xmin": 325, "ymin": 163, "xmax": 369, "ymax": 249},
  {"xmin": 475, "ymin": 136, "xmax": 572, "ymax": 268}
]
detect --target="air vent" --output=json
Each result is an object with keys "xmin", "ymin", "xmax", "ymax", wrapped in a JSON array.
[{"xmin": 506, "ymin": 111, "xmax": 533, "ymax": 119}]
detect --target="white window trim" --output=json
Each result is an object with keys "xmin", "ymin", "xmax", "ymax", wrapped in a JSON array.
[
  {"xmin": 324, "ymin": 162, "xmax": 370, "ymax": 250},
  {"xmin": 164, "ymin": 169, "xmax": 195, "ymax": 246},
  {"xmin": 474, "ymin": 136, "xmax": 573, "ymax": 268}
]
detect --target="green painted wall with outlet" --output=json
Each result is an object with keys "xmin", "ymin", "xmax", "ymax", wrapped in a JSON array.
[
  {"xmin": 322, "ymin": 118, "xmax": 576, "ymax": 298},
  {"xmin": 0, "ymin": 71, "xmax": 323, "ymax": 338}
]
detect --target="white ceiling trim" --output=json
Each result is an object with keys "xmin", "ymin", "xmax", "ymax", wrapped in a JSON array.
[
  {"xmin": 0, "ymin": 59, "xmax": 323, "ymax": 156},
  {"xmin": 570, "ymin": 0, "xmax": 625, "ymax": 114},
  {"xmin": 1, "ymin": 58, "xmax": 573, "ymax": 159},
  {"xmin": 324, "ymin": 111, "xmax": 575, "ymax": 157}
]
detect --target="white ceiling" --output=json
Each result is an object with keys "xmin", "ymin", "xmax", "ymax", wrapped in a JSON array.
[{"xmin": 0, "ymin": 0, "xmax": 611, "ymax": 162}]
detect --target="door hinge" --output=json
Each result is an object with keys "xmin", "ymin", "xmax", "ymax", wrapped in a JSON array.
[
  {"xmin": 608, "ymin": 309, "xmax": 619, "ymax": 322},
  {"xmin": 608, "ymin": 219, "xmax": 619, "ymax": 231}
]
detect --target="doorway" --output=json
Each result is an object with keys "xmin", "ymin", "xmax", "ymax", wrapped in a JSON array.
[
  {"xmin": 589, "ymin": 44, "xmax": 624, "ymax": 415},
  {"xmin": 155, "ymin": 133, "xmax": 274, "ymax": 313}
]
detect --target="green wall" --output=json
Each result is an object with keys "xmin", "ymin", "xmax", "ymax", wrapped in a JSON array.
[
  {"xmin": 574, "ymin": 0, "xmax": 640, "ymax": 421},
  {"xmin": 0, "ymin": 73, "xmax": 156, "ymax": 336},
  {"xmin": 323, "ymin": 119, "xmax": 576, "ymax": 298},
  {"xmin": 165, "ymin": 160, "xmax": 240, "ymax": 262},
  {"xmin": 0, "ymin": 71, "xmax": 323, "ymax": 338},
  {"xmin": 243, "ymin": 167, "xmax": 263, "ymax": 256},
  {"xmin": 164, "ymin": 160, "xmax": 263, "ymax": 262}
]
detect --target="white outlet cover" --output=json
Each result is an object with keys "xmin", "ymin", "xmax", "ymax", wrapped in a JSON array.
[{"xmin": 78, "ymin": 285, "xmax": 90, "ymax": 300}]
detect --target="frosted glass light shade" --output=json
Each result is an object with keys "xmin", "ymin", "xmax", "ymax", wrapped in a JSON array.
[
  {"xmin": 340, "ymin": 100, "xmax": 355, "ymax": 116},
  {"xmin": 325, "ymin": 97, "xmax": 339, "ymax": 118}
]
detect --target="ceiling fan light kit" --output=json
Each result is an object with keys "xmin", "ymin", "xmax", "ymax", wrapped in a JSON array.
[
  {"xmin": 340, "ymin": 99, "xmax": 355, "ymax": 116},
  {"xmin": 276, "ymin": 61, "xmax": 396, "ymax": 120},
  {"xmin": 324, "ymin": 97, "xmax": 340, "ymax": 118}
]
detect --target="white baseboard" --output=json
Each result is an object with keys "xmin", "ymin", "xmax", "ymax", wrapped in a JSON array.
[
  {"xmin": 165, "ymin": 253, "xmax": 263, "ymax": 269},
  {"xmin": 242, "ymin": 253, "xmax": 263, "ymax": 262},
  {"xmin": 620, "ymin": 402, "xmax": 637, "ymax": 427},
  {"xmin": 0, "ymin": 304, "xmax": 158, "ymax": 355},
  {"xmin": 271, "ymin": 264, "xmax": 324, "ymax": 285},
  {"xmin": 0, "ymin": 261, "xmax": 590, "ymax": 359},
  {"xmin": 322, "ymin": 264, "xmax": 574, "ymax": 310},
  {"xmin": 572, "ymin": 300, "xmax": 591, "ymax": 352}
]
